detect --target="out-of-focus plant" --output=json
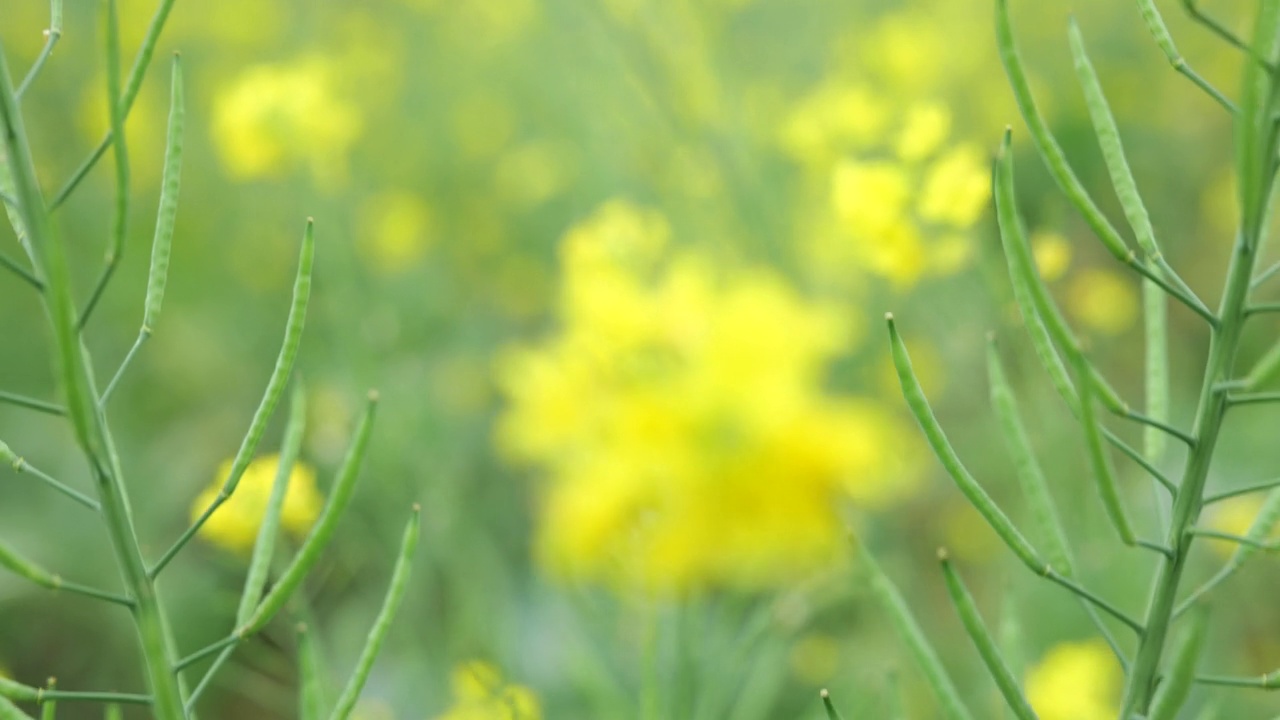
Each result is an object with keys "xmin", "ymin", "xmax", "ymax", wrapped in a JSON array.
[
  {"xmin": 826, "ymin": 0, "xmax": 1280, "ymax": 718},
  {"xmin": 0, "ymin": 2, "xmax": 416, "ymax": 718},
  {"xmin": 495, "ymin": 198, "xmax": 922, "ymax": 593}
]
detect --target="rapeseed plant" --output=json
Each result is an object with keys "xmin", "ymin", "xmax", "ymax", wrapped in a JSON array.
[
  {"xmin": 828, "ymin": 0, "xmax": 1280, "ymax": 718},
  {"xmin": 0, "ymin": 2, "xmax": 415, "ymax": 718}
]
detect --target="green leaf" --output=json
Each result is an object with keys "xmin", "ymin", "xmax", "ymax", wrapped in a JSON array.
[
  {"xmin": 237, "ymin": 382, "xmax": 307, "ymax": 624},
  {"xmin": 986, "ymin": 337, "xmax": 1075, "ymax": 576},
  {"xmin": 1071, "ymin": 347, "xmax": 1136, "ymax": 546},
  {"xmin": 327, "ymin": 506, "xmax": 420, "ymax": 720},
  {"xmin": 939, "ymin": 552, "xmax": 1037, "ymax": 720},
  {"xmin": 1148, "ymin": 606, "xmax": 1208, "ymax": 720},
  {"xmin": 857, "ymin": 543, "xmax": 975, "ymax": 720},
  {"xmin": 241, "ymin": 391, "xmax": 379, "ymax": 634},
  {"xmin": 151, "ymin": 219, "xmax": 315, "ymax": 577},
  {"xmin": 887, "ymin": 313, "xmax": 1043, "ymax": 573}
]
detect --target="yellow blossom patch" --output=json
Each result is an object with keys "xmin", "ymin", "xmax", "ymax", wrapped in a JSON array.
[
  {"xmin": 211, "ymin": 57, "xmax": 362, "ymax": 188},
  {"xmin": 1031, "ymin": 230, "xmax": 1073, "ymax": 282},
  {"xmin": 496, "ymin": 199, "xmax": 921, "ymax": 592},
  {"xmin": 434, "ymin": 661, "xmax": 541, "ymax": 720},
  {"xmin": 1067, "ymin": 268, "xmax": 1139, "ymax": 336},
  {"xmin": 191, "ymin": 454, "xmax": 324, "ymax": 554},
  {"xmin": 1026, "ymin": 640, "xmax": 1121, "ymax": 720}
]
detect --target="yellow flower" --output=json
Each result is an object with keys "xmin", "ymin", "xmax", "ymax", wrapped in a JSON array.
[
  {"xmin": 916, "ymin": 144, "xmax": 990, "ymax": 228},
  {"xmin": 434, "ymin": 661, "xmax": 541, "ymax": 720},
  {"xmin": 1205, "ymin": 495, "xmax": 1279, "ymax": 557},
  {"xmin": 1026, "ymin": 640, "xmax": 1120, "ymax": 720},
  {"xmin": 895, "ymin": 103, "xmax": 951, "ymax": 161},
  {"xmin": 779, "ymin": 83, "xmax": 890, "ymax": 165},
  {"xmin": 211, "ymin": 57, "xmax": 362, "ymax": 187},
  {"xmin": 191, "ymin": 454, "xmax": 324, "ymax": 554},
  {"xmin": 1031, "ymin": 230, "xmax": 1073, "ymax": 282},
  {"xmin": 1067, "ymin": 269, "xmax": 1139, "ymax": 336},
  {"xmin": 357, "ymin": 190, "xmax": 434, "ymax": 275},
  {"xmin": 496, "ymin": 200, "xmax": 920, "ymax": 592}
]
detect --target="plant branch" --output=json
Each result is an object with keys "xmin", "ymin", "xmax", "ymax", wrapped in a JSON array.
[
  {"xmin": 0, "ymin": 391, "xmax": 64, "ymax": 416},
  {"xmin": 49, "ymin": 0, "xmax": 178, "ymax": 211},
  {"xmin": 1204, "ymin": 478, "xmax": 1280, "ymax": 505},
  {"xmin": 0, "ymin": 250, "xmax": 43, "ymax": 291},
  {"xmin": 15, "ymin": 0, "xmax": 63, "ymax": 101},
  {"xmin": 0, "ymin": 442, "xmax": 100, "ymax": 511}
]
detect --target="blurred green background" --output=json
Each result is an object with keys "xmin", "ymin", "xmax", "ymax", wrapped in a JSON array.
[{"xmin": 2, "ymin": 0, "xmax": 1279, "ymax": 718}]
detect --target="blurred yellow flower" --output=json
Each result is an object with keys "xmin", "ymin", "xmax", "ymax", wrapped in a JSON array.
[
  {"xmin": 358, "ymin": 190, "xmax": 434, "ymax": 275},
  {"xmin": 1205, "ymin": 495, "xmax": 1279, "ymax": 557},
  {"xmin": 1031, "ymin": 230, "xmax": 1073, "ymax": 282},
  {"xmin": 434, "ymin": 661, "xmax": 541, "ymax": 720},
  {"xmin": 212, "ymin": 57, "xmax": 362, "ymax": 187},
  {"xmin": 827, "ymin": 140, "xmax": 988, "ymax": 287},
  {"xmin": 496, "ymin": 200, "xmax": 920, "ymax": 592},
  {"xmin": 779, "ymin": 83, "xmax": 890, "ymax": 166},
  {"xmin": 916, "ymin": 145, "xmax": 989, "ymax": 228},
  {"xmin": 1025, "ymin": 640, "xmax": 1120, "ymax": 720},
  {"xmin": 895, "ymin": 103, "xmax": 951, "ymax": 162},
  {"xmin": 191, "ymin": 454, "xmax": 324, "ymax": 554},
  {"xmin": 789, "ymin": 633, "xmax": 841, "ymax": 685},
  {"xmin": 1067, "ymin": 268, "xmax": 1138, "ymax": 336}
]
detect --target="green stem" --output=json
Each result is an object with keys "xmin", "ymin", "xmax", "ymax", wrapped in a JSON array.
[
  {"xmin": 1121, "ymin": 211, "xmax": 1265, "ymax": 717},
  {"xmin": 1203, "ymin": 477, "xmax": 1280, "ymax": 505},
  {"xmin": 0, "ymin": 391, "xmax": 63, "ymax": 416},
  {"xmin": 0, "ymin": 26, "xmax": 187, "ymax": 720}
]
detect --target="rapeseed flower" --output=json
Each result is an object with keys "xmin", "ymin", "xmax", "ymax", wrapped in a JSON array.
[
  {"xmin": 211, "ymin": 57, "xmax": 362, "ymax": 187},
  {"xmin": 434, "ymin": 661, "xmax": 541, "ymax": 720},
  {"xmin": 496, "ymin": 200, "xmax": 920, "ymax": 593},
  {"xmin": 1025, "ymin": 640, "xmax": 1120, "ymax": 720},
  {"xmin": 191, "ymin": 454, "xmax": 324, "ymax": 554},
  {"xmin": 1067, "ymin": 269, "xmax": 1138, "ymax": 336},
  {"xmin": 358, "ymin": 190, "xmax": 434, "ymax": 275}
]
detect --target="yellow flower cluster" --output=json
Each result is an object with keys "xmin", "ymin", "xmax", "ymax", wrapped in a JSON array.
[
  {"xmin": 1025, "ymin": 640, "xmax": 1120, "ymax": 720},
  {"xmin": 212, "ymin": 57, "xmax": 362, "ymax": 187},
  {"xmin": 434, "ymin": 661, "xmax": 541, "ymax": 720},
  {"xmin": 781, "ymin": 89, "xmax": 990, "ymax": 288},
  {"xmin": 496, "ymin": 200, "xmax": 920, "ymax": 592},
  {"xmin": 191, "ymin": 454, "xmax": 324, "ymax": 554}
]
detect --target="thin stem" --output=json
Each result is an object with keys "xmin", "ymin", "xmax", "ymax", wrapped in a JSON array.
[
  {"xmin": 1104, "ymin": 428, "xmax": 1178, "ymax": 496},
  {"xmin": 173, "ymin": 634, "xmax": 241, "ymax": 673},
  {"xmin": 7, "ymin": 455, "xmax": 100, "ymax": 511},
  {"xmin": 1227, "ymin": 391, "xmax": 1280, "ymax": 405},
  {"xmin": 1185, "ymin": 527, "xmax": 1278, "ymax": 551},
  {"xmin": 0, "ymin": 251, "xmax": 44, "ymax": 291},
  {"xmin": 1251, "ymin": 259, "xmax": 1280, "ymax": 289},
  {"xmin": 53, "ymin": 579, "xmax": 134, "ymax": 607},
  {"xmin": 183, "ymin": 646, "xmax": 234, "ymax": 714},
  {"xmin": 1196, "ymin": 672, "xmax": 1280, "ymax": 689},
  {"xmin": 38, "ymin": 690, "xmax": 150, "ymax": 705},
  {"xmin": 1044, "ymin": 569, "xmax": 1144, "ymax": 635},
  {"xmin": 49, "ymin": 0, "xmax": 178, "ymax": 212},
  {"xmin": 1124, "ymin": 409, "xmax": 1197, "ymax": 448},
  {"xmin": 1180, "ymin": 0, "xmax": 1272, "ymax": 69},
  {"xmin": 0, "ymin": 391, "xmax": 64, "ymax": 416},
  {"xmin": 1137, "ymin": 540, "xmax": 1175, "ymax": 559},
  {"xmin": 100, "ymin": 330, "xmax": 149, "ymax": 406},
  {"xmin": 1204, "ymin": 478, "xmax": 1280, "ymax": 505},
  {"xmin": 15, "ymin": 28, "xmax": 62, "ymax": 100},
  {"xmin": 1245, "ymin": 302, "xmax": 1280, "ymax": 315}
]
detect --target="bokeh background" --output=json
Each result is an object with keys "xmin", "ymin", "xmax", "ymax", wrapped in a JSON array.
[{"xmin": 2, "ymin": 0, "xmax": 1279, "ymax": 717}]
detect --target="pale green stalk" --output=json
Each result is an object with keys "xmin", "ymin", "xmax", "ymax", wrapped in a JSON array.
[
  {"xmin": 328, "ymin": 506, "xmax": 420, "ymax": 720},
  {"xmin": 1119, "ymin": 0, "xmax": 1280, "ymax": 711},
  {"xmin": 152, "ymin": 220, "xmax": 314, "ymax": 578},
  {"xmin": 50, "ymin": 0, "xmax": 178, "ymax": 211},
  {"xmin": 0, "ymin": 27, "xmax": 187, "ymax": 720},
  {"xmin": 857, "ymin": 543, "xmax": 974, "ymax": 720},
  {"xmin": 819, "ymin": 690, "xmax": 845, "ymax": 720},
  {"xmin": 102, "ymin": 53, "xmax": 183, "ymax": 406},
  {"xmin": 938, "ymin": 552, "xmax": 1035, "ymax": 720}
]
